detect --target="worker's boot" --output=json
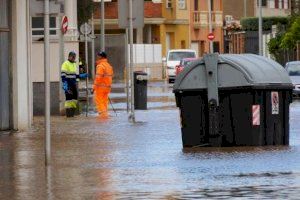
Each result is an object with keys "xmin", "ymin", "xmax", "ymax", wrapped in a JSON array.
[{"xmin": 66, "ymin": 108, "xmax": 74, "ymax": 117}]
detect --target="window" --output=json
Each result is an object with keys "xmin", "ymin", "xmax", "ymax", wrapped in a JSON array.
[
  {"xmin": 178, "ymin": 0, "xmax": 186, "ymax": 9},
  {"xmin": 269, "ymin": 0, "xmax": 275, "ymax": 8},
  {"xmin": 257, "ymin": 0, "xmax": 267, "ymax": 6},
  {"xmin": 166, "ymin": 0, "xmax": 172, "ymax": 8},
  {"xmin": 287, "ymin": 63, "xmax": 300, "ymax": 76},
  {"xmin": 275, "ymin": 0, "xmax": 279, "ymax": 8},
  {"xmin": 194, "ymin": 0, "xmax": 198, "ymax": 11},
  {"xmin": 210, "ymin": 0, "xmax": 214, "ymax": 10},
  {"xmin": 168, "ymin": 52, "xmax": 196, "ymax": 61},
  {"xmin": 32, "ymin": 17, "xmax": 57, "ymax": 36}
]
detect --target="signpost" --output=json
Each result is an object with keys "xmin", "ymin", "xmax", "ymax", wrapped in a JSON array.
[
  {"xmin": 208, "ymin": 0, "xmax": 213, "ymax": 53},
  {"xmin": 44, "ymin": 0, "xmax": 51, "ymax": 166},
  {"xmin": 118, "ymin": 0, "xmax": 144, "ymax": 123},
  {"xmin": 61, "ymin": 16, "xmax": 68, "ymax": 34},
  {"xmin": 80, "ymin": 23, "xmax": 92, "ymax": 117},
  {"xmin": 207, "ymin": 33, "xmax": 215, "ymax": 41}
]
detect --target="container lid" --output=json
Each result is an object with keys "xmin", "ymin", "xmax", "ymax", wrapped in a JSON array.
[{"xmin": 173, "ymin": 54, "xmax": 293, "ymax": 91}]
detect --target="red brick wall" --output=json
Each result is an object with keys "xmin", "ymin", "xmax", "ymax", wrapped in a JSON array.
[
  {"xmin": 93, "ymin": 2, "xmax": 162, "ymax": 19},
  {"xmin": 145, "ymin": 2, "xmax": 162, "ymax": 18}
]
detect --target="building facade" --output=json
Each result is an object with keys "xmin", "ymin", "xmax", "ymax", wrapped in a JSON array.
[
  {"xmin": 223, "ymin": 0, "xmax": 291, "ymax": 23},
  {"xmin": 0, "ymin": 0, "xmax": 79, "ymax": 132},
  {"xmin": 160, "ymin": 0, "xmax": 190, "ymax": 56},
  {"xmin": 190, "ymin": 0, "xmax": 224, "ymax": 57},
  {"xmin": 93, "ymin": 0, "xmax": 190, "ymax": 57},
  {"xmin": 30, "ymin": 0, "xmax": 79, "ymax": 116},
  {"xmin": 0, "ymin": 0, "xmax": 31, "ymax": 131}
]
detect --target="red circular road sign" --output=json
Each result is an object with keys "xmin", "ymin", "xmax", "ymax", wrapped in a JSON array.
[
  {"xmin": 61, "ymin": 16, "xmax": 68, "ymax": 34},
  {"xmin": 207, "ymin": 33, "xmax": 215, "ymax": 41}
]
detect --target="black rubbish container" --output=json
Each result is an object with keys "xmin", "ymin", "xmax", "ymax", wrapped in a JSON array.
[
  {"xmin": 134, "ymin": 71, "xmax": 148, "ymax": 110},
  {"xmin": 173, "ymin": 54, "xmax": 293, "ymax": 148}
]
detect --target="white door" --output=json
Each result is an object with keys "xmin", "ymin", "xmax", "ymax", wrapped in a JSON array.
[
  {"xmin": 191, "ymin": 42, "xmax": 199, "ymax": 57},
  {"xmin": 166, "ymin": 33, "xmax": 171, "ymax": 53}
]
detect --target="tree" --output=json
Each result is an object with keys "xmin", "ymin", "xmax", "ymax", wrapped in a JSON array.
[
  {"xmin": 77, "ymin": 0, "xmax": 94, "ymax": 26},
  {"xmin": 281, "ymin": 17, "xmax": 300, "ymax": 49}
]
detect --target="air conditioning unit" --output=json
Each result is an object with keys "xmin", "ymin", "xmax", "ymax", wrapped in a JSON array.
[{"xmin": 166, "ymin": 0, "xmax": 172, "ymax": 8}]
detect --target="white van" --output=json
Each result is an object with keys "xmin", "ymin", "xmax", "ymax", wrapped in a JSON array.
[{"xmin": 164, "ymin": 49, "xmax": 197, "ymax": 83}]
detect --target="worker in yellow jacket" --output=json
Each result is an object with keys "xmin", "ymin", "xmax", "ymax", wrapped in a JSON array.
[{"xmin": 61, "ymin": 51, "xmax": 87, "ymax": 117}]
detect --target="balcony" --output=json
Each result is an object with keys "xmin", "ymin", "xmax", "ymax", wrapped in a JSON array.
[{"xmin": 193, "ymin": 11, "xmax": 223, "ymax": 28}]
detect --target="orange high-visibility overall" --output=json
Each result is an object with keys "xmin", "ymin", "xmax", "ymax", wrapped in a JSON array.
[{"xmin": 93, "ymin": 58, "xmax": 114, "ymax": 118}]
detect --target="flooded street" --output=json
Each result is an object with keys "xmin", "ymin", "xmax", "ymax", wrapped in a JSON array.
[{"xmin": 1, "ymin": 83, "xmax": 300, "ymax": 199}]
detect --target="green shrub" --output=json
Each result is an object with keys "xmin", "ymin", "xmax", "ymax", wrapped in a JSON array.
[{"xmin": 241, "ymin": 17, "xmax": 289, "ymax": 31}]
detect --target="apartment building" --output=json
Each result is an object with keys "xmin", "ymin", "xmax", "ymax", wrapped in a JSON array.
[
  {"xmin": 0, "ymin": 0, "xmax": 79, "ymax": 131},
  {"xmin": 190, "ymin": 0, "xmax": 224, "ymax": 56},
  {"xmin": 223, "ymin": 0, "xmax": 291, "ymax": 23},
  {"xmin": 93, "ymin": 0, "xmax": 190, "ymax": 56}
]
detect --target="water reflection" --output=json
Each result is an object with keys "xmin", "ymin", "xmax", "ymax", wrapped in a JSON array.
[{"xmin": 0, "ymin": 101, "xmax": 300, "ymax": 199}]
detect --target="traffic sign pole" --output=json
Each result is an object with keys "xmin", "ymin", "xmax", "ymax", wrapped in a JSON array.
[
  {"xmin": 58, "ymin": 15, "xmax": 65, "ymax": 117},
  {"xmin": 84, "ymin": 24, "xmax": 89, "ymax": 117},
  {"xmin": 129, "ymin": 0, "xmax": 135, "ymax": 123},
  {"xmin": 44, "ymin": 0, "xmax": 51, "ymax": 166},
  {"xmin": 208, "ymin": 0, "xmax": 213, "ymax": 53}
]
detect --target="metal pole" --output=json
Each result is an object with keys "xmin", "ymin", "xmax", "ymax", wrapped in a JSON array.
[
  {"xmin": 258, "ymin": 0, "xmax": 263, "ymax": 56},
  {"xmin": 91, "ymin": 15, "xmax": 95, "ymax": 79},
  {"xmin": 125, "ymin": 28, "xmax": 130, "ymax": 113},
  {"xmin": 59, "ymin": 15, "xmax": 65, "ymax": 114},
  {"xmin": 101, "ymin": 0, "xmax": 105, "ymax": 51},
  {"xmin": 129, "ymin": 0, "xmax": 135, "ymax": 122},
  {"xmin": 208, "ymin": 0, "xmax": 213, "ymax": 53},
  {"xmin": 85, "ymin": 25, "xmax": 89, "ymax": 117},
  {"xmin": 44, "ymin": 0, "xmax": 51, "ymax": 166},
  {"xmin": 244, "ymin": 0, "xmax": 247, "ymax": 17}
]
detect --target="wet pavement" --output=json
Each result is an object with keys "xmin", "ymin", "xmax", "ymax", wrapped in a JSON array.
[{"xmin": 1, "ymin": 83, "xmax": 300, "ymax": 199}]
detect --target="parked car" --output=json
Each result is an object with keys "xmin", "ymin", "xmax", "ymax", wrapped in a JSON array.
[
  {"xmin": 285, "ymin": 61, "xmax": 300, "ymax": 96},
  {"xmin": 175, "ymin": 58, "xmax": 198, "ymax": 76},
  {"xmin": 163, "ymin": 49, "xmax": 197, "ymax": 83}
]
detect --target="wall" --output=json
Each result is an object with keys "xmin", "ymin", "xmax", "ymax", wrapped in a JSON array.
[
  {"xmin": 223, "ymin": 0, "xmax": 255, "ymax": 19},
  {"xmin": 31, "ymin": 41, "xmax": 79, "ymax": 82},
  {"xmin": 0, "ymin": 0, "xmax": 11, "ymax": 130},
  {"xmin": 89, "ymin": 34, "xmax": 127, "ymax": 81},
  {"xmin": 11, "ymin": 0, "xmax": 31, "ymax": 130},
  {"xmin": 93, "ymin": 1, "xmax": 162, "ymax": 19},
  {"xmin": 160, "ymin": 23, "xmax": 190, "ymax": 57},
  {"xmin": 176, "ymin": 0, "xmax": 190, "ymax": 20}
]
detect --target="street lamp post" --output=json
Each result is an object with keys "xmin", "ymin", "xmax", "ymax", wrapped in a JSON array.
[{"xmin": 258, "ymin": 0, "xmax": 263, "ymax": 56}]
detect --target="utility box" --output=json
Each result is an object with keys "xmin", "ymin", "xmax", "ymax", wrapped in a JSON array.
[
  {"xmin": 134, "ymin": 71, "xmax": 148, "ymax": 110},
  {"xmin": 173, "ymin": 54, "xmax": 293, "ymax": 148}
]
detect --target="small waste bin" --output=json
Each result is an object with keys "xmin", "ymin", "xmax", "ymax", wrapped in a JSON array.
[
  {"xmin": 134, "ymin": 71, "xmax": 148, "ymax": 110},
  {"xmin": 173, "ymin": 54, "xmax": 293, "ymax": 148}
]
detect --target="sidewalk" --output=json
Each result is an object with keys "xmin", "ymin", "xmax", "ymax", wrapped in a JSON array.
[{"xmin": 78, "ymin": 81, "xmax": 176, "ymax": 111}]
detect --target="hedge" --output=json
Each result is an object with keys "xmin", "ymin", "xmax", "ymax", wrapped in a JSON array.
[{"xmin": 241, "ymin": 17, "xmax": 289, "ymax": 31}]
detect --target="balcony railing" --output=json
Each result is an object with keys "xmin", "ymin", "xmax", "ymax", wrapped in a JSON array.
[{"xmin": 193, "ymin": 11, "xmax": 223, "ymax": 28}]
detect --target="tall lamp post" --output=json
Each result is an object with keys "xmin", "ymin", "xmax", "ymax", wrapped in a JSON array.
[{"xmin": 258, "ymin": 0, "xmax": 263, "ymax": 56}]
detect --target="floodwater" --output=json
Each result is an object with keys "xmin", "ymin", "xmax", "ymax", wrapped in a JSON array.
[{"xmin": 1, "ymin": 101, "xmax": 300, "ymax": 199}]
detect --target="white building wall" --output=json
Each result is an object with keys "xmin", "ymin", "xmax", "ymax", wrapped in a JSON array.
[
  {"xmin": 11, "ymin": 0, "xmax": 31, "ymax": 130},
  {"xmin": 31, "ymin": 41, "xmax": 79, "ymax": 82}
]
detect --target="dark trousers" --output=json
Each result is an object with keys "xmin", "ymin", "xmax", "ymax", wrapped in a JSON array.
[{"xmin": 65, "ymin": 84, "xmax": 78, "ymax": 117}]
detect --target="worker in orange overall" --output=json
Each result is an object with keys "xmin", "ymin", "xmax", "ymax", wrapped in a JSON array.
[{"xmin": 93, "ymin": 51, "xmax": 114, "ymax": 118}]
